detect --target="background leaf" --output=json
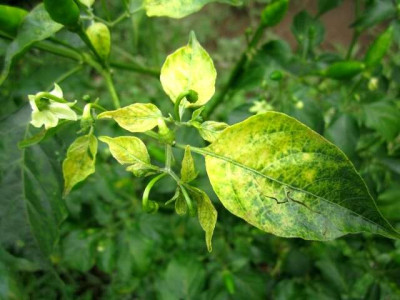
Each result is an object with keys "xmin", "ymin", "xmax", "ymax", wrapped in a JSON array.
[{"xmin": 0, "ymin": 4, "xmax": 62, "ymax": 85}]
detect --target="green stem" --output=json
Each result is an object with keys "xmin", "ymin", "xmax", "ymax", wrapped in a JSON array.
[
  {"xmin": 142, "ymin": 173, "xmax": 166, "ymax": 212},
  {"xmin": 346, "ymin": 0, "xmax": 361, "ymax": 59},
  {"xmin": 174, "ymin": 91, "xmax": 191, "ymax": 121},
  {"xmin": 165, "ymin": 144, "xmax": 173, "ymax": 170},
  {"xmin": 180, "ymin": 184, "xmax": 196, "ymax": 217},
  {"xmin": 109, "ymin": 60, "xmax": 160, "ymax": 77},
  {"xmin": 34, "ymin": 92, "xmax": 83, "ymax": 113},
  {"xmin": 204, "ymin": 23, "xmax": 267, "ymax": 118},
  {"xmin": 46, "ymin": 65, "xmax": 83, "ymax": 91},
  {"xmin": 103, "ymin": 71, "xmax": 121, "ymax": 108}
]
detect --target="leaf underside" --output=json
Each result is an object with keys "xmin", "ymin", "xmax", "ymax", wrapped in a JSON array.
[{"xmin": 204, "ymin": 112, "xmax": 399, "ymax": 241}]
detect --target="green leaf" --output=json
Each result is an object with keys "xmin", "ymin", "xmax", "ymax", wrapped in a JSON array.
[
  {"xmin": 261, "ymin": 0, "xmax": 289, "ymax": 27},
  {"xmin": 62, "ymin": 230, "xmax": 97, "ymax": 272},
  {"xmin": 0, "ymin": 106, "xmax": 67, "ymax": 264},
  {"xmin": 63, "ymin": 134, "xmax": 98, "ymax": 196},
  {"xmin": 0, "ymin": 4, "xmax": 63, "ymax": 85},
  {"xmin": 364, "ymin": 26, "xmax": 393, "ymax": 68},
  {"xmin": 160, "ymin": 31, "xmax": 217, "ymax": 107},
  {"xmin": 99, "ymin": 136, "xmax": 155, "ymax": 177},
  {"xmin": 98, "ymin": 103, "xmax": 162, "ymax": 132},
  {"xmin": 188, "ymin": 187, "xmax": 217, "ymax": 252},
  {"xmin": 156, "ymin": 255, "xmax": 205, "ymax": 300},
  {"xmin": 291, "ymin": 10, "xmax": 325, "ymax": 49},
  {"xmin": 195, "ymin": 120, "xmax": 229, "ymax": 143},
  {"xmin": 363, "ymin": 101, "xmax": 400, "ymax": 141},
  {"xmin": 174, "ymin": 188, "xmax": 187, "ymax": 216},
  {"xmin": 317, "ymin": 0, "xmax": 342, "ymax": 16},
  {"xmin": 352, "ymin": 0, "xmax": 395, "ymax": 30},
  {"xmin": 144, "ymin": 0, "xmax": 242, "ymax": 19},
  {"xmin": 180, "ymin": 145, "xmax": 197, "ymax": 183},
  {"xmin": 200, "ymin": 112, "xmax": 400, "ymax": 240}
]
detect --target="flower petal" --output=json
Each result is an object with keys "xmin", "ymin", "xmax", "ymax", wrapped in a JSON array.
[
  {"xmin": 31, "ymin": 110, "xmax": 58, "ymax": 129},
  {"xmin": 28, "ymin": 95, "xmax": 38, "ymax": 111},
  {"xmin": 49, "ymin": 102, "xmax": 78, "ymax": 121},
  {"xmin": 50, "ymin": 83, "xmax": 63, "ymax": 98}
]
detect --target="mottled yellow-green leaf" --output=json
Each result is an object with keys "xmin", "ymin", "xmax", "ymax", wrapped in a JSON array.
[
  {"xmin": 86, "ymin": 22, "xmax": 110, "ymax": 60},
  {"xmin": 181, "ymin": 146, "xmax": 197, "ymax": 183},
  {"xmin": 99, "ymin": 136, "xmax": 155, "ymax": 177},
  {"xmin": 144, "ymin": 0, "xmax": 242, "ymax": 18},
  {"xmin": 160, "ymin": 32, "xmax": 216, "ymax": 107},
  {"xmin": 188, "ymin": 187, "xmax": 217, "ymax": 252},
  {"xmin": 196, "ymin": 121, "xmax": 229, "ymax": 143},
  {"xmin": 201, "ymin": 112, "xmax": 400, "ymax": 241},
  {"xmin": 63, "ymin": 134, "xmax": 97, "ymax": 196},
  {"xmin": 98, "ymin": 103, "xmax": 162, "ymax": 132},
  {"xmin": 175, "ymin": 188, "xmax": 188, "ymax": 215}
]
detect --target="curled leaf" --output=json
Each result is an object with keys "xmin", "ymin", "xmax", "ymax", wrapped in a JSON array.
[{"xmin": 160, "ymin": 32, "xmax": 216, "ymax": 107}]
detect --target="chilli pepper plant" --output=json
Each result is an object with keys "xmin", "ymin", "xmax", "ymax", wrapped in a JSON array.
[{"xmin": 1, "ymin": 0, "xmax": 400, "ymax": 298}]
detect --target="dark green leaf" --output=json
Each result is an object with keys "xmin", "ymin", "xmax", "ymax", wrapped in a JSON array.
[{"xmin": 0, "ymin": 4, "xmax": 63, "ymax": 85}]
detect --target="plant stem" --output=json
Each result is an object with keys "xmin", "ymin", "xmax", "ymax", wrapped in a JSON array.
[
  {"xmin": 102, "ymin": 71, "xmax": 121, "ymax": 108},
  {"xmin": 165, "ymin": 144, "xmax": 173, "ymax": 170},
  {"xmin": 109, "ymin": 60, "xmax": 160, "ymax": 77},
  {"xmin": 142, "ymin": 173, "xmax": 166, "ymax": 212},
  {"xmin": 204, "ymin": 23, "xmax": 267, "ymax": 118},
  {"xmin": 174, "ymin": 91, "xmax": 191, "ymax": 121},
  {"xmin": 0, "ymin": 33, "xmax": 159, "ymax": 77},
  {"xmin": 46, "ymin": 65, "xmax": 83, "ymax": 91},
  {"xmin": 346, "ymin": 0, "xmax": 361, "ymax": 59}
]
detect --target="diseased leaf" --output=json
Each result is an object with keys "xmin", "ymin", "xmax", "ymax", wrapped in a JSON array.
[
  {"xmin": 98, "ymin": 103, "xmax": 162, "ymax": 132},
  {"xmin": 195, "ymin": 121, "xmax": 229, "ymax": 143},
  {"xmin": 144, "ymin": 0, "xmax": 241, "ymax": 18},
  {"xmin": 99, "ymin": 136, "xmax": 156, "ymax": 177},
  {"xmin": 63, "ymin": 134, "xmax": 98, "ymax": 196},
  {"xmin": 0, "ymin": 4, "xmax": 63, "ymax": 85},
  {"xmin": 160, "ymin": 31, "xmax": 216, "ymax": 107},
  {"xmin": 181, "ymin": 146, "xmax": 197, "ymax": 183},
  {"xmin": 188, "ymin": 187, "xmax": 217, "ymax": 252},
  {"xmin": 201, "ymin": 112, "xmax": 400, "ymax": 240}
]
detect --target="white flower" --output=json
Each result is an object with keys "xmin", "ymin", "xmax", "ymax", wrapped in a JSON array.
[{"xmin": 29, "ymin": 84, "xmax": 78, "ymax": 130}]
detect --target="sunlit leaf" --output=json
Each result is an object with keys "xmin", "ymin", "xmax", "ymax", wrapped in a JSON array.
[
  {"xmin": 99, "ymin": 136, "xmax": 156, "ymax": 177},
  {"xmin": 98, "ymin": 103, "xmax": 162, "ymax": 132},
  {"xmin": 195, "ymin": 120, "xmax": 228, "ymax": 143},
  {"xmin": 201, "ymin": 112, "xmax": 400, "ymax": 240},
  {"xmin": 144, "ymin": 0, "xmax": 242, "ymax": 18},
  {"xmin": 160, "ymin": 31, "xmax": 216, "ymax": 107},
  {"xmin": 180, "ymin": 146, "xmax": 197, "ymax": 183},
  {"xmin": 63, "ymin": 134, "xmax": 98, "ymax": 196}
]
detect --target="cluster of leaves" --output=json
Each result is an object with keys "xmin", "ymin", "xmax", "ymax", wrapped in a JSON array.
[{"xmin": 1, "ymin": 0, "xmax": 400, "ymax": 298}]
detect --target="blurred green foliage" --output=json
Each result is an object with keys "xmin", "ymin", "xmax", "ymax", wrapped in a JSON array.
[{"xmin": 1, "ymin": 0, "xmax": 400, "ymax": 299}]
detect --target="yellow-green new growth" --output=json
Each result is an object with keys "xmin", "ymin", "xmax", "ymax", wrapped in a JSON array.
[{"xmin": 160, "ymin": 31, "xmax": 216, "ymax": 108}]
